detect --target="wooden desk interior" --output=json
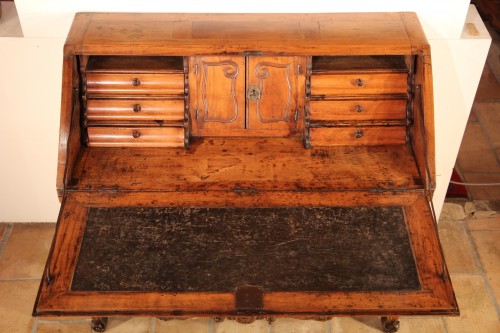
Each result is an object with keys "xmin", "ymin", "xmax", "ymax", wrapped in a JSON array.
[{"xmin": 33, "ymin": 12, "xmax": 458, "ymax": 333}]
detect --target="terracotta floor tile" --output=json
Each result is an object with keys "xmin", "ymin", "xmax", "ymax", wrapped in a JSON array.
[
  {"xmin": 467, "ymin": 215, "xmax": 500, "ymax": 231},
  {"xmin": 0, "ymin": 223, "xmax": 8, "ymax": 244},
  {"xmin": 438, "ymin": 220, "xmax": 480, "ymax": 274},
  {"xmin": 467, "ymin": 107, "xmax": 478, "ymax": 123},
  {"xmin": 271, "ymin": 318, "xmax": 326, "ymax": 333},
  {"xmin": 463, "ymin": 173, "xmax": 500, "ymax": 200},
  {"xmin": 456, "ymin": 124, "xmax": 499, "ymax": 173},
  {"xmin": 36, "ymin": 316, "xmax": 90, "ymax": 321},
  {"xmin": 330, "ymin": 316, "xmax": 446, "ymax": 333},
  {"xmin": 485, "ymin": 25, "xmax": 500, "ymax": 80},
  {"xmin": 0, "ymin": 280, "xmax": 39, "ymax": 333},
  {"xmin": 475, "ymin": 101, "xmax": 500, "ymax": 147},
  {"xmin": 34, "ymin": 319, "xmax": 91, "ymax": 333},
  {"xmin": 105, "ymin": 317, "xmax": 150, "ymax": 333},
  {"xmin": 470, "ymin": 230, "xmax": 500, "ymax": 306},
  {"xmin": 474, "ymin": 63, "xmax": 500, "ymax": 101},
  {"xmin": 214, "ymin": 318, "xmax": 270, "ymax": 333},
  {"xmin": 0, "ymin": 223, "xmax": 54, "ymax": 279},
  {"xmin": 39, "ymin": 317, "xmax": 152, "ymax": 333},
  {"xmin": 439, "ymin": 203, "xmax": 466, "ymax": 220},
  {"xmin": 470, "ymin": 200, "xmax": 500, "ymax": 212},
  {"xmin": 443, "ymin": 275, "xmax": 500, "ymax": 333},
  {"xmin": 155, "ymin": 318, "xmax": 208, "ymax": 333}
]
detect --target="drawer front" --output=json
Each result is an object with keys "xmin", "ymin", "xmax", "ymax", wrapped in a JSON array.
[
  {"xmin": 310, "ymin": 73, "xmax": 408, "ymax": 96},
  {"xmin": 87, "ymin": 127, "xmax": 185, "ymax": 147},
  {"xmin": 309, "ymin": 99, "xmax": 407, "ymax": 121},
  {"xmin": 310, "ymin": 126, "xmax": 406, "ymax": 146},
  {"xmin": 86, "ymin": 99, "xmax": 184, "ymax": 122},
  {"xmin": 86, "ymin": 73, "xmax": 184, "ymax": 95}
]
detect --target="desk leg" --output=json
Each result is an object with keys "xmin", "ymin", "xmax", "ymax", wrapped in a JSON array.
[
  {"xmin": 91, "ymin": 317, "xmax": 108, "ymax": 332},
  {"xmin": 381, "ymin": 316, "xmax": 400, "ymax": 332}
]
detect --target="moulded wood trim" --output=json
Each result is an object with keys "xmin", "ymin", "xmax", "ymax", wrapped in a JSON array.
[{"xmin": 34, "ymin": 192, "xmax": 458, "ymax": 317}]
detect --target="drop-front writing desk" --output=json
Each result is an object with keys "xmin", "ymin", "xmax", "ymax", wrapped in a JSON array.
[{"xmin": 34, "ymin": 12, "xmax": 458, "ymax": 333}]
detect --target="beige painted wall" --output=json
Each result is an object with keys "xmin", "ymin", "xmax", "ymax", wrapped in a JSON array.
[{"xmin": 0, "ymin": 38, "xmax": 63, "ymax": 222}]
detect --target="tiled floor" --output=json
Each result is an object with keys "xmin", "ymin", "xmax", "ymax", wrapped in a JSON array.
[{"xmin": 0, "ymin": 209, "xmax": 499, "ymax": 333}]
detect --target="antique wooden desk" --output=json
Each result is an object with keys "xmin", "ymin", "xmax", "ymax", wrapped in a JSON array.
[{"xmin": 33, "ymin": 12, "xmax": 458, "ymax": 332}]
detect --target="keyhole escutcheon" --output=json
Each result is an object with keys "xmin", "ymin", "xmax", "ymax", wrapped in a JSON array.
[{"xmin": 247, "ymin": 85, "xmax": 261, "ymax": 101}]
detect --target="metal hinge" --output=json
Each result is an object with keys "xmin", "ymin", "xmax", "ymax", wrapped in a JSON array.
[
  {"xmin": 195, "ymin": 108, "xmax": 200, "ymax": 119},
  {"xmin": 194, "ymin": 63, "xmax": 198, "ymax": 75}
]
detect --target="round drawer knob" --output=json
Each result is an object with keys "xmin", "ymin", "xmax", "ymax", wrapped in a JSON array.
[
  {"xmin": 132, "ymin": 78, "xmax": 141, "ymax": 86},
  {"xmin": 354, "ymin": 78, "xmax": 364, "ymax": 87},
  {"xmin": 132, "ymin": 104, "xmax": 142, "ymax": 112},
  {"xmin": 132, "ymin": 130, "xmax": 141, "ymax": 139},
  {"xmin": 354, "ymin": 104, "xmax": 364, "ymax": 113},
  {"xmin": 354, "ymin": 129, "xmax": 364, "ymax": 139}
]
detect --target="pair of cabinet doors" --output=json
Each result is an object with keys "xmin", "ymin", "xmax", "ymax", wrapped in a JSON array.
[{"xmin": 189, "ymin": 56, "xmax": 306, "ymax": 136}]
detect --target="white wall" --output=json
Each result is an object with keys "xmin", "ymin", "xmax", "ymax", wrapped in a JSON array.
[
  {"xmin": 432, "ymin": 6, "xmax": 491, "ymax": 214},
  {"xmin": 0, "ymin": 37, "xmax": 64, "ymax": 222},
  {"xmin": 15, "ymin": 0, "xmax": 470, "ymax": 39},
  {"xmin": 0, "ymin": 2, "xmax": 490, "ymax": 222}
]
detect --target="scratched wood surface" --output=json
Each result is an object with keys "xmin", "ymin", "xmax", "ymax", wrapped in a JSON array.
[
  {"xmin": 40, "ymin": 12, "xmax": 454, "ymax": 319},
  {"xmin": 63, "ymin": 13, "xmax": 425, "ymax": 56},
  {"xmin": 71, "ymin": 206, "xmax": 420, "ymax": 293},
  {"xmin": 68, "ymin": 137, "xmax": 421, "ymax": 192}
]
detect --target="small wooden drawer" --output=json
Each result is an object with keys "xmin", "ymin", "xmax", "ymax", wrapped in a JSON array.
[
  {"xmin": 87, "ymin": 127, "xmax": 185, "ymax": 147},
  {"xmin": 310, "ymin": 126, "xmax": 406, "ymax": 146},
  {"xmin": 86, "ymin": 99, "xmax": 184, "ymax": 122},
  {"xmin": 309, "ymin": 99, "xmax": 407, "ymax": 121},
  {"xmin": 86, "ymin": 73, "xmax": 184, "ymax": 96},
  {"xmin": 310, "ymin": 73, "xmax": 408, "ymax": 96}
]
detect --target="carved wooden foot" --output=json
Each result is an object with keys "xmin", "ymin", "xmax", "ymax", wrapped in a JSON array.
[
  {"xmin": 381, "ymin": 316, "xmax": 400, "ymax": 333},
  {"xmin": 91, "ymin": 317, "xmax": 108, "ymax": 333}
]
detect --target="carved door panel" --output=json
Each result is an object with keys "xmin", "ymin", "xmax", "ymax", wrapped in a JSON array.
[
  {"xmin": 189, "ymin": 56, "xmax": 246, "ymax": 136},
  {"xmin": 189, "ymin": 56, "xmax": 305, "ymax": 136},
  {"xmin": 246, "ymin": 56, "xmax": 305, "ymax": 133}
]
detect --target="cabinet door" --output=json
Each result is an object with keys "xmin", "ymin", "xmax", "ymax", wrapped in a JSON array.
[
  {"xmin": 189, "ymin": 56, "xmax": 246, "ymax": 136},
  {"xmin": 246, "ymin": 56, "xmax": 305, "ymax": 133}
]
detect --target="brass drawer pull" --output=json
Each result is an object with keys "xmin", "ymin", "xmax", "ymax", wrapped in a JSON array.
[
  {"xmin": 132, "ymin": 104, "xmax": 142, "ymax": 112},
  {"xmin": 132, "ymin": 130, "xmax": 141, "ymax": 138},
  {"xmin": 132, "ymin": 78, "xmax": 141, "ymax": 86},
  {"xmin": 354, "ymin": 129, "xmax": 364, "ymax": 139},
  {"xmin": 353, "ymin": 78, "xmax": 364, "ymax": 87},
  {"xmin": 354, "ymin": 104, "xmax": 364, "ymax": 113}
]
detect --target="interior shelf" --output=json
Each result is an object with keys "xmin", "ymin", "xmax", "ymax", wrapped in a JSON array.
[
  {"xmin": 68, "ymin": 137, "xmax": 423, "ymax": 193},
  {"xmin": 312, "ymin": 55, "xmax": 408, "ymax": 73}
]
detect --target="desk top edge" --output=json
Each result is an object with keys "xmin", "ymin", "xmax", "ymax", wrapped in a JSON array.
[{"xmin": 64, "ymin": 12, "xmax": 429, "ymax": 56}]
